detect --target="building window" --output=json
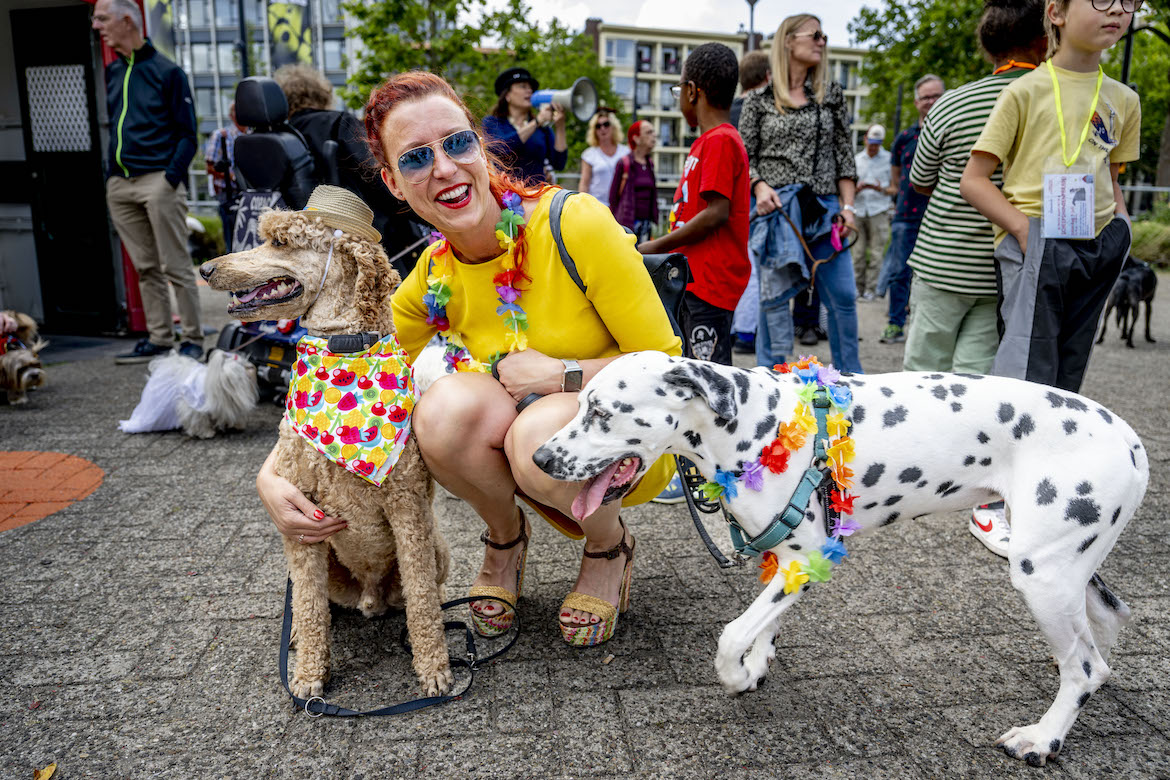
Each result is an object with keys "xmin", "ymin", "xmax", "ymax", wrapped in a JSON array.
[
  {"xmin": 184, "ymin": 0, "xmax": 209, "ymax": 27},
  {"xmin": 635, "ymin": 80, "xmax": 651, "ymax": 110},
  {"xmin": 659, "ymin": 82, "xmax": 675, "ymax": 112},
  {"xmin": 217, "ymin": 42, "xmax": 240, "ymax": 75},
  {"xmin": 605, "ymin": 38, "xmax": 634, "ymax": 69},
  {"xmin": 837, "ymin": 61, "xmax": 855, "ymax": 89},
  {"xmin": 214, "ymin": 0, "xmax": 238, "ymax": 26},
  {"xmin": 321, "ymin": 0, "xmax": 344, "ymax": 24},
  {"xmin": 636, "ymin": 44, "xmax": 653, "ymax": 73},
  {"xmin": 220, "ymin": 89, "xmax": 234, "ymax": 119},
  {"xmin": 195, "ymin": 87, "xmax": 215, "ymax": 120},
  {"xmin": 611, "ymin": 76, "xmax": 634, "ymax": 101},
  {"xmin": 191, "ymin": 42, "xmax": 213, "ymax": 73},
  {"xmin": 659, "ymin": 117, "xmax": 679, "ymax": 148},
  {"xmin": 323, "ymin": 39, "xmax": 343, "ymax": 72},
  {"xmin": 243, "ymin": 0, "xmax": 263, "ymax": 25},
  {"xmin": 661, "ymin": 46, "xmax": 680, "ymax": 75},
  {"xmin": 656, "ymin": 152, "xmax": 680, "ymax": 179}
]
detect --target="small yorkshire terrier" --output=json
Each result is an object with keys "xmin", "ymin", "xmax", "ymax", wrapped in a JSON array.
[
  {"xmin": 119, "ymin": 349, "xmax": 259, "ymax": 439},
  {"xmin": 0, "ymin": 311, "xmax": 47, "ymax": 406}
]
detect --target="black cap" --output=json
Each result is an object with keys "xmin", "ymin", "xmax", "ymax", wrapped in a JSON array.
[{"xmin": 495, "ymin": 67, "xmax": 539, "ymax": 97}]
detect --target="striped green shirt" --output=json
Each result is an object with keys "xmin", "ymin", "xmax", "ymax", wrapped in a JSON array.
[{"xmin": 908, "ymin": 71, "xmax": 1028, "ymax": 296}]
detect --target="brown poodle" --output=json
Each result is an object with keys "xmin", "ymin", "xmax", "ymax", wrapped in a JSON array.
[
  {"xmin": 1, "ymin": 311, "xmax": 47, "ymax": 405},
  {"xmin": 200, "ymin": 204, "xmax": 453, "ymax": 697}
]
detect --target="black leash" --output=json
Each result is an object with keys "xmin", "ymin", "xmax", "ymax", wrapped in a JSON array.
[
  {"xmin": 676, "ymin": 456, "xmax": 745, "ymax": 569},
  {"xmin": 278, "ymin": 579, "xmax": 518, "ymax": 717}
]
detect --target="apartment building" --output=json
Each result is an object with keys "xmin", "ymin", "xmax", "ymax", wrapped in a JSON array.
[{"xmin": 585, "ymin": 19, "xmax": 870, "ymax": 196}]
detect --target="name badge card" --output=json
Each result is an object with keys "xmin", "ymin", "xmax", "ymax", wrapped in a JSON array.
[{"xmin": 1042, "ymin": 159, "xmax": 1095, "ymax": 240}]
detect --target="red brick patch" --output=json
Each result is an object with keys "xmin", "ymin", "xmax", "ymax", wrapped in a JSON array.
[{"xmin": 0, "ymin": 452, "xmax": 104, "ymax": 533}]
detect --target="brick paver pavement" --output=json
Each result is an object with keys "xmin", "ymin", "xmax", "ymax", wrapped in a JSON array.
[
  {"xmin": 0, "ymin": 452, "xmax": 104, "ymax": 533},
  {"xmin": 1, "ymin": 284, "xmax": 1168, "ymax": 778}
]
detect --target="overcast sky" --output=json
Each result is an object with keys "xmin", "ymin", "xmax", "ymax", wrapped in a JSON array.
[{"xmin": 484, "ymin": 0, "xmax": 872, "ymax": 48}]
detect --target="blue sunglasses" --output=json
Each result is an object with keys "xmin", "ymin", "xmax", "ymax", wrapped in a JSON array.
[{"xmin": 395, "ymin": 130, "xmax": 482, "ymax": 183}]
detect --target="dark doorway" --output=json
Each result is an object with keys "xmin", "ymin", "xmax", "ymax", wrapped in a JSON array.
[{"xmin": 12, "ymin": 4, "xmax": 119, "ymax": 334}]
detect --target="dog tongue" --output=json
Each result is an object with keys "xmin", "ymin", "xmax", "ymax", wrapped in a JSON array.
[
  {"xmin": 236, "ymin": 287, "xmax": 261, "ymax": 304},
  {"xmin": 572, "ymin": 460, "xmax": 622, "ymax": 522}
]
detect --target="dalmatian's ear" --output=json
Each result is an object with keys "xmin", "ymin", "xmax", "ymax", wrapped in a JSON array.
[{"xmin": 663, "ymin": 363, "xmax": 738, "ymax": 421}]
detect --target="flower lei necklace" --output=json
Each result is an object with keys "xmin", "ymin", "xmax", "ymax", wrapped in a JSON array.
[
  {"xmin": 698, "ymin": 355, "xmax": 860, "ymax": 593},
  {"xmin": 423, "ymin": 190, "xmax": 530, "ymax": 371}
]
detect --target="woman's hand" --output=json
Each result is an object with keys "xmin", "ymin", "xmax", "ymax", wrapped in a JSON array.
[
  {"xmin": 0, "ymin": 312, "xmax": 17, "ymax": 335},
  {"xmin": 754, "ymin": 181, "xmax": 782, "ymax": 216},
  {"xmin": 840, "ymin": 207, "xmax": 856, "ymax": 229},
  {"xmin": 495, "ymin": 349, "xmax": 563, "ymax": 401},
  {"xmin": 551, "ymin": 103, "xmax": 566, "ymax": 127},
  {"xmin": 257, "ymin": 451, "xmax": 346, "ymax": 543},
  {"xmin": 536, "ymin": 103, "xmax": 554, "ymax": 127}
]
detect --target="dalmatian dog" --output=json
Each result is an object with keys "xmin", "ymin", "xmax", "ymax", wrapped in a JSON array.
[{"xmin": 533, "ymin": 352, "xmax": 1148, "ymax": 767}]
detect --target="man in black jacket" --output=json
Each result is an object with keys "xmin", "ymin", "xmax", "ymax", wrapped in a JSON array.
[{"xmin": 93, "ymin": 0, "xmax": 203, "ymax": 363}]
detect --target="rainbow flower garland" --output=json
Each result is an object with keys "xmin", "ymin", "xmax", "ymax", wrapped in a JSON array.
[
  {"xmin": 698, "ymin": 356, "xmax": 859, "ymax": 592},
  {"xmin": 423, "ymin": 191, "xmax": 531, "ymax": 372}
]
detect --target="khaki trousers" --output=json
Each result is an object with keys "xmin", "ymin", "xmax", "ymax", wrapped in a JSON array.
[
  {"xmin": 902, "ymin": 275, "xmax": 999, "ymax": 374},
  {"xmin": 852, "ymin": 210, "xmax": 889, "ymax": 296},
  {"xmin": 106, "ymin": 171, "xmax": 202, "ymax": 346}
]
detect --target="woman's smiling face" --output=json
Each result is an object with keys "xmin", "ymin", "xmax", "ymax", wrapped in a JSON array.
[{"xmin": 378, "ymin": 94, "xmax": 493, "ymax": 237}]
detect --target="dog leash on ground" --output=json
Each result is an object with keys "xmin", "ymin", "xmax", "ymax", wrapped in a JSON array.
[{"xmin": 279, "ymin": 581, "xmax": 519, "ymax": 717}]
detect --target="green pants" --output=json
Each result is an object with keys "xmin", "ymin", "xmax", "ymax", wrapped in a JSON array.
[{"xmin": 902, "ymin": 275, "xmax": 999, "ymax": 374}]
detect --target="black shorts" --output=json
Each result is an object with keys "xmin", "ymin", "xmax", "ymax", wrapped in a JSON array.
[{"xmin": 680, "ymin": 291, "xmax": 735, "ymax": 366}]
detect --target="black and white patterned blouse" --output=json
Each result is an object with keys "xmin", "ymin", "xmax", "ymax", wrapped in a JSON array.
[{"xmin": 739, "ymin": 80, "xmax": 857, "ymax": 197}]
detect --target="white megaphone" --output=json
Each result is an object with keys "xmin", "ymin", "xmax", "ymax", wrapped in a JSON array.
[{"xmin": 531, "ymin": 77, "xmax": 598, "ymax": 122}]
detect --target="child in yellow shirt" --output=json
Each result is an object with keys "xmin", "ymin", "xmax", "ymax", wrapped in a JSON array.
[{"xmin": 961, "ymin": 0, "xmax": 1141, "ymax": 393}]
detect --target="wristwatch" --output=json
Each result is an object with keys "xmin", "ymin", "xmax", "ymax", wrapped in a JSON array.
[
  {"xmin": 560, "ymin": 359, "xmax": 583, "ymax": 393},
  {"xmin": 841, "ymin": 204, "xmax": 856, "ymax": 213}
]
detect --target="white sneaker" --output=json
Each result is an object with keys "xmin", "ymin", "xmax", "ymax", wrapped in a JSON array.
[{"xmin": 970, "ymin": 501, "xmax": 1010, "ymax": 558}]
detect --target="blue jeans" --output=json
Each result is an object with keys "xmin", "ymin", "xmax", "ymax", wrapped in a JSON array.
[
  {"xmin": 756, "ymin": 195, "xmax": 863, "ymax": 373},
  {"xmin": 880, "ymin": 220, "xmax": 920, "ymax": 328}
]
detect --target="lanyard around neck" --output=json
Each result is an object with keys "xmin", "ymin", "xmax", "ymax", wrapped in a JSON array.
[
  {"xmin": 992, "ymin": 60, "xmax": 1037, "ymax": 75},
  {"xmin": 1047, "ymin": 61, "xmax": 1104, "ymax": 169}
]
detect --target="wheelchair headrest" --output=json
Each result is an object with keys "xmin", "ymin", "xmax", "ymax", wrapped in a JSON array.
[{"xmin": 235, "ymin": 77, "xmax": 289, "ymax": 130}]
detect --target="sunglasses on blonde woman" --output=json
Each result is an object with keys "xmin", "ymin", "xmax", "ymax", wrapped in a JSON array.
[
  {"xmin": 394, "ymin": 130, "xmax": 482, "ymax": 184},
  {"xmin": 791, "ymin": 30, "xmax": 828, "ymax": 44}
]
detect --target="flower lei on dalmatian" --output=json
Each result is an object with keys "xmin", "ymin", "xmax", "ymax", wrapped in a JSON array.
[
  {"xmin": 423, "ymin": 190, "xmax": 529, "ymax": 372},
  {"xmin": 698, "ymin": 355, "xmax": 860, "ymax": 593}
]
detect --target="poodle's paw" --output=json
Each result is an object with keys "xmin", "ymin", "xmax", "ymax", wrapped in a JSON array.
[
  {"xmin": 418, "ymin": 663, "xmax": 454, "ymax": 697},
  {"xmin": 290, "ymin": 671, "xmax": 328, "ymax": 699},
  {"xmin": 996, "ymin": 724, "xmax": 1063, "ymax": 767}
]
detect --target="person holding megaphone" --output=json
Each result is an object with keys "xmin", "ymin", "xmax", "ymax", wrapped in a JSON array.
[{"xmin": 483, "ymin": 67, "xmax": 568, "ymax": 183}]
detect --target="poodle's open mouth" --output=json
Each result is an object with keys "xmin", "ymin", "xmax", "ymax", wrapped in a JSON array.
[
  {"xmin": 571, "ymin": 455, "xmax": 642, "ymax": 521},
  {"xmin": 228, "ymin": 276, "xmax": 304, "ymax": 313}
]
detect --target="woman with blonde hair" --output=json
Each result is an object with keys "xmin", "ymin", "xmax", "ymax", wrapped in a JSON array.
[
  {"xmin": 739, "ymin": 13, "xmax": 861, "ymax": 373},
  {"xmin": 578, "ymin": 108, "xmax": 628, "ymax": 207}
]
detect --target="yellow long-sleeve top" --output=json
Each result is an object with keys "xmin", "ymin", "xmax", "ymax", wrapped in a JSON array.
[{"xmin": 391, "ymin": 188, "xmax": 682, "ymax": 506}]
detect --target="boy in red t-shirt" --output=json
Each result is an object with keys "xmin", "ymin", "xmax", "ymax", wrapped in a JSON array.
[{"xmin": 638, "ymin": 42, "xmax": 750, "ymax": 366}]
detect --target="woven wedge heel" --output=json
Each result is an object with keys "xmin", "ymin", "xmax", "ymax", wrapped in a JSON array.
[
  {"xmin": 559, "ymin": 519, "xmax": 635, "ymax": 647},
  {"xmin": 468, "ymin": 508, "xmax": 529, "ymax": 637}
]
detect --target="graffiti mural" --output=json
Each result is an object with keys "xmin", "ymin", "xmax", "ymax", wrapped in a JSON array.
[
  {"xmin": 268, "ymin": 0, "xmax": 312, "ymax": 68},
  {"xmin": 146, "ymin": 0, "xmax": 176, "ymax": 60}
]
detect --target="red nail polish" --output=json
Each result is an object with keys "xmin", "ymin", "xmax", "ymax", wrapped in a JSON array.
[{"xmin": 313, "ymin": 510, "xmax": 324, "ymax": 520}]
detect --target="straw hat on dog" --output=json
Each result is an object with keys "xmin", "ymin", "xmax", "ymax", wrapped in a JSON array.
[{"xmin": 301, "ymin": 185, "xmax": 381, "ymax": 243}]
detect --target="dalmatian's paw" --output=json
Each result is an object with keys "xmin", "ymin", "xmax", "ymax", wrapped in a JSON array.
[
  {"xmin": 740, "ymin": 635, "xmax": 776, "ymax": 689},
  {"xmin": 715, "ymin": 648, "xmax": 756, "ymax": 694},
  {"xmin": 997, "ymin": 724, "xmax": 1063, "ymax": 766}
]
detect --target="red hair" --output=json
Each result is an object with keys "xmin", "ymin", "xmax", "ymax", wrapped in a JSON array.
[{"xmin": 627, "ymin": 120, "xmax": 649, "ymax": 149}]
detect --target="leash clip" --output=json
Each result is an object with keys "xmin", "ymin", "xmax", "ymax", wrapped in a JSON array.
[{"xmin": 304, "ymin": 696, "xmax": 327, "ymax": 718}]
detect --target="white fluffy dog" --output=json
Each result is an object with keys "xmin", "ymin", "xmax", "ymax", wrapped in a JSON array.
[{"xmin": 120, "ymin": 349, "xmax": 258, "ymax": 438}]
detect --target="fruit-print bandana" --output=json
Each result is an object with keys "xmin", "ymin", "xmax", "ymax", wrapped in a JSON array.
[
  {"xmin": 284, "ymin": 333, "xmax": 416, "ymax": 487},
  {"xmin": 0, "ymin": 334, "xmax": 28, "ymax": 356}
]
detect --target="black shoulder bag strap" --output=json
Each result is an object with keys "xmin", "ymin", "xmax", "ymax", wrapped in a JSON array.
[{"xmin": 279, "ymin": 580, "xmax": 518, "ymax": 717}]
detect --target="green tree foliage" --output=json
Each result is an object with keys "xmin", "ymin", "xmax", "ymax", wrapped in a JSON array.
[
  {"xmin": 341, "ymin": 0, "xmax": 621, "ymax": 173},
  {"xmin": 848, "ymin": 0, "xmax": 986, "ymax": 132},
  {"xmin": 1103, "ymin": 23, "xmax": 1170, "ymax": 180}
]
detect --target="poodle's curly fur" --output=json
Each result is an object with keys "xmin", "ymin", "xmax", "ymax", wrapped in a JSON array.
[{"xmin": 202, "ymin": 208, "xmax": 453, "ymax": 697}]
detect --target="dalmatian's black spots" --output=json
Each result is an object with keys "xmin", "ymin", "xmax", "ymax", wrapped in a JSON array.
[
  {"xmin": 1012, "ymin": 414, "xmax": 1035, "ymax": 440},
  {"xmin": 935, "ymin": 480, "xmax": 955, "ymax": 496},
  {"xmin": 805, "ymin": 511, "xmax": 815, "ymax": 521},
  {"xmin": 612, "ymin": 401, "xmax": 635, "ymax": 413},
  {"xmin": 726, "ymin": 419, "xmax": 739, "ymax": 435},
  {"xmin": 954, "ymin": 373, "xmax": 984, "ymax": 380},
  {"xmin": 1111, "ymin": 507, "xmax": 1121, "ymax": 525},
  {"xmin": 1077, "ymin": 535, "xmax": 1098, "ymax": 553},
  {"xmin": 1097, "ymin": 408, "xmax": 1113, "ymax": 424},
  {"xmin": 1050, "ymin": 739, "xmax": 1062, "ymax": 754},
  {"xmin": 863, "ymin": 501, "xmax": 878, "ymax": 510},
  {"xmin": 1077, "ymin": 692, "xmax": 1090, "ymax": 708},
  {"xmin": 801, "ymin": 584, "xmax": 811, "ymax": 592},
  {"xmin": 666, "ymin": 415, "xmax": 673, "ymax": 425},
  {"xmin": 736, "ymin": 440, "xmax": 753, "ymax": 453},
  {"xmin": 1036, "ymin": 479, "xmax": 1057, "ymax": 506},
  {"xmin": 683, "ymin": 430, "xmax": 702, "ymax": 448},
  {"xmin": 998, "ymin": 403, "xmax": 1015, "ymax": 423},
  {"xmin": 853, "ymin": 405, "xmax": 866, "ymax": 425},
  {"xmin": 851, "ymin": 378, "xmax": 866, "ymax": 387},
  {"xmin": 1066, "ymin": 497, "xmax": 1101, "ymax": 526},
  {"xmin": 634, "ymin": 418, "xmax": 652, "ymax": 428},
  {"xmin": 655, "ymin": 387, "xmax": 667, "ymax": 397},
  {"xmin": 964, "ymin": 455, "xmax": 976, "ymax": 466},
  {"xmin": 617, "ymin": 380, "xmax": 627, "ymax": 390},
  {"xmin": 732, "ymin": 371, "xmax": 751, "ymax": 405},
  {"xmin": 1021, "ymin": 559, "xmax": 1034, "ymax": 575},
  {"xmin": 1064, "ymin": 419, "xmax": 1078, "ymax": 435},
  {"xmin": 978, "ymin": 432, "xmax": 990, "ymax": 444},
  {"xmin": 927, "ymin": 374, "xmax": 944, "ymax": 380},
  {"xmin": 950, "ymin": 384, "xmax": 968, "ymax": 397},
  {"xmin": 568, "ymin": 431, "xmax": 578, "ymax": 439},
  {"xmin": 899, "ymin": 467, "xmax": 922, "ymax": 484},
  {"xmin": 1024, "ymin": 753, "xmax": 1044, "ymax": 768},
  {"xmin": 980, "ymin": 457, "xmax": 992, "ymax": 467},
  {"xmin": 951, "ymin": 402, "xmax": 963, "ymax": 413},
  {"xmin": 1076, "ymin": 481, "xmax": 1093, "ymax": 496},
  {"xmin": 880, "ymin": 387, "xmax": 894, "ymax": 397},
  {"xmin": 1046, "ymin": 391, "xmax": 1065, "ymax": 408},
  {"xmin": 1065, "ymin": 396, "xmax": 1089, "ymax": 412},
  {"xmin": 941, "ymin": 483, "xmax": 962, "ymax": 497},
  {"xmin": 884, "ymin": 495, "xmax": 902, "ymax": 506},
  {"xmin": 754, "ymin": 415, "xmax": 777, "ymax": 440},
  {"xmin": 883, "ymin": 406, "xmax": 908, "ymax": 428},
  {"xmin": 767, "ymin": 389, "xmax": 781, "ymax": 411},
  {"xmin": 931, "ymin": 385, "xmax": 948, "ymax": 401},
  {"xmin": 790, "ymin": 543, "xmax": 803, "ymax": 551},
  {"xmin": 772, "ymin": 591, "xmax": 787, "ymax": 604},
  {"xmin": 915, "ymin": 385, "xmax": 922, "ymax": 389},
  {"xmin": 917, "ymin": 480, "xmax": 928, "ymax": 489},
  {"xmin": 625, "ymin": 438, "xmax": 641, "ymax": 446},
  {"xmin": 1092, "ymin": 575, "xmax": 1123, "ymax": 610},
  {"xmin": 862, "ymin": 463, "xmax": 885, "ymax": 488},
  {"xmin": 881, "ymin": 512, "xmax": 900, "ymax": 526}
]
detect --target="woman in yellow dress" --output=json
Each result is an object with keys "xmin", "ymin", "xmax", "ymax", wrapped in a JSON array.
[{"xmin": 255, "ymin": 71, "xmax": 680, "ymax": 646}]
